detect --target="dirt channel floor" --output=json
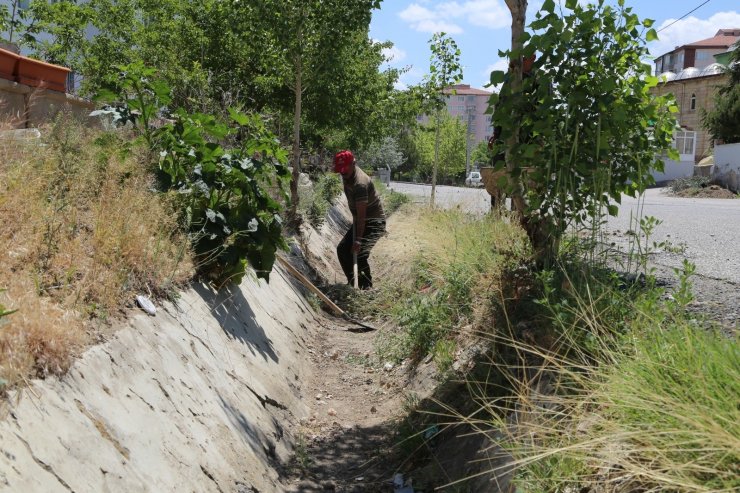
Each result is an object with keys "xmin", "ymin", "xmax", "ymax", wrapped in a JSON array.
[{"xmin": 282, "ymin": 209, "xmax": 509, "ymax": 493}]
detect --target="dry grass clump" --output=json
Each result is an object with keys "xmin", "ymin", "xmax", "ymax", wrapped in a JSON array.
[
  {"xmin": 0, "ymin": 117, "xmax": 192, "ymax": 388},
  {"xmin": 462, "ymin": 262, "xmax": 740, "ymax": 493},
  {"xmin": 365, "ymin": 205, "xmax": 530, "ymax": 366}
]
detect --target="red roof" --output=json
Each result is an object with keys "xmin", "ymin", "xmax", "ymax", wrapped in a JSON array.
[
  {"xmin": 684, "ymin": 29, "xmax": 740, "ymax": 48},
  {"xmin": 443, "ymin": 84, "xmax": 492, "ymax": 96}
]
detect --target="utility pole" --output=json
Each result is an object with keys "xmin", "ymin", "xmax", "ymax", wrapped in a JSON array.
[{"xmin": 465, "ymin": 103, "xmax": 475, "ymax": 177}]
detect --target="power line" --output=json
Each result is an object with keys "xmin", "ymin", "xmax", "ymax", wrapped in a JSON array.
[{"xmin": 657, "ymin": 0, "xmax": 712, "ymax": 33}]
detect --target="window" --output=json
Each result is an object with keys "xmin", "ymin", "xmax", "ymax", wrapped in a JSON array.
[
  {"xmin": 457, "ymin": 96, "xmax": 465, "ymax": 102},
  {"xmin": 690, "ymin": 93, "xmax": 696, "ymax": 110},
  {"xmin": 456, "ymin": 105, "xmax": 465, "ymax": 111},
  {"xmin": 696, "ymin": 51, "xmax": 708, "ymax": 61},
  {"xmin": 467, "ymin": 95, "xmax": 475, "ymax": 101},
  {"xmin": 674, "ymin": 130, "xmax": 696, "ymax": 156}
]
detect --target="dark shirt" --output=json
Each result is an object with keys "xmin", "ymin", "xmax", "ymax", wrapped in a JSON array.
[{"xmin": 342, "ymin": 166, "xmax": 384, "ymax": 220}]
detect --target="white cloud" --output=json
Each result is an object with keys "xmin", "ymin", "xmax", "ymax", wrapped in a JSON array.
[
  {"xmin": 453, "ymin": 0, "xmax": 510, "ymax": 29},
  {"xmin": 382, "ymin": 45, "xmax": 407, "ymax": 64},
  {"xmin": 399, "ymin": 0, "xmax": 509, "ymax": 33},
  {"xmin": 648, "ymin": 11, "xmax": 740, "ymax": 59},
  {"xmin": 481, "ymin": 58, "xmax": 509, "ymax": 89}
]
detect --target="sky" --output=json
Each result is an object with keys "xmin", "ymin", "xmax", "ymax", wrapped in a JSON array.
[{"xmin": 369, "ymin": 0, "xmax": 740, "ymax": 91}]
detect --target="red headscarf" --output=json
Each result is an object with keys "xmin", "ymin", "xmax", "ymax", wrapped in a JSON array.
[{"xmin": 333, "ymin": 150, "xmax": 354, "ymax": 173}]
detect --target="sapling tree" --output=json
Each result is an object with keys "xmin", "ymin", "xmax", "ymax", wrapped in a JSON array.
[
  {"xmin": 423, "ymin": 32, "xmax": 463, "ymax": 207},
  {"xmin": 250, "ymin": 0, "xmax": 381, "ymax": 222},
  {"xmin": 493, "ymin": 0, "xmax": 678, "ymax": 262}
]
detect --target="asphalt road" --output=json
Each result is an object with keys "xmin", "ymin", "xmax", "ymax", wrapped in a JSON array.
[{"xmin": 389, "ymin": 182, "xmax": 740, "ymax": 284}]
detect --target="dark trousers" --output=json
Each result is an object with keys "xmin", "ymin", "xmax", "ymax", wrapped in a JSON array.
[{"xmin": 337, "ymin": 218, "xmax": 386, "ymax": 289}]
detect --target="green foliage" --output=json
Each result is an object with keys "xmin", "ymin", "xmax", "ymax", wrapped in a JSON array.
[
  {"xmin": 702, "ymin": 43, "xmax": 740, "ymax": 144},
  {"xmin": 374, "ymin": 180, "xmax": 410, "ymax": 214},
  {"xmin": 365, "ymin": 209, "xmax": 530, "ymax": 365},
  {"xmin": 471, "ymin": 140, "xmax": 494, "ymax": 167},
  {"xmin": 424, "ymin": 32, "xmax": 464, "ymax": 113},
  {"xmin": 98, "ymin": 64, "xmax": 290, "ymax": 285},
  {"xmin": 491, "ymin": 0, "xmax": 678, "ymax": 256},
  {"xmin": 299, "ymin": 173, "xmax": 342, "ymax": 229},
  {"xmin": 357, "ymin": 136, "xmax": 405, "ymax": 171},
  {"xmin": 406, "ymin": 113, "xmax": 468, "ymax": 183},
  {"xmin": 0, "ymin": 289, "xmax": 17, "ymax": 322},
  {"xmin": 422, "ymin": 32, "xmax": 464, "ymax": 204}
]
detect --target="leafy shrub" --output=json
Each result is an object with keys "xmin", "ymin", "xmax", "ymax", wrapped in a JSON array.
[{"xmin": 95, "ymin": 63, "xmax": 289, "ymax": 284}]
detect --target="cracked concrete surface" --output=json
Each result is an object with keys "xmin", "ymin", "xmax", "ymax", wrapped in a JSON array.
[{"xmin": 0, "ymin": 210, "xmax": 347, "ymax": 492}]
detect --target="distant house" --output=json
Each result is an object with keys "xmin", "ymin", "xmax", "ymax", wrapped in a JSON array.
[
  {"xmin": 650, "ymin": 29, "xmax": 738, "ymax": 164},
  {"xmin": 654, "ymin": 28, "xmax": 740, "ymax": 75},
  {"xmin": 417, "ymin": 83, "xmax": 494, "ymax": 146}
]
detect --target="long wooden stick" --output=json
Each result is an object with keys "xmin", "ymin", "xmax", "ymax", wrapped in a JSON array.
[
  {"xmin": 276, "ymin": 255, "xmax": 376, "ymax": 331},
  {"xmin": 277, "ymin": 255, "xmax": 344, "ymax": 316}
]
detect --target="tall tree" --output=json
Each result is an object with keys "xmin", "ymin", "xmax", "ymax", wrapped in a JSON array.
[
  {"xmin": 251, "ymin": 0, "xmax": 381, "ymax": 222},
  {"xmin": 494, "ymin": 0, "xmax": 677, "ymax": 262},
  {"xmin": 423, "ymin": 32, "xmax": 463, "ymax": 207},
  {"xmin": 702, "ymin": 43, "xmax": 740, "ymax": 144}
]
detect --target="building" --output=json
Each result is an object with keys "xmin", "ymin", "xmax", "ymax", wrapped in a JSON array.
[
  {"xmin": 442, "ymin": 84, "xmax": 494, "ymax": 145},
  {"xmin": 654, "ymin": 28, "xmax": 740, "ymax": 75},
  {"xmin": 416, "ymin": 83, "xmax": 494, "ymax": 174},
  {"xmin": 651, "ymin": 29, "xmax": 738, "ymax": 163},
  {"xmin": 652, "ymin": 66, "xmax": 727, "ymax": 163}
]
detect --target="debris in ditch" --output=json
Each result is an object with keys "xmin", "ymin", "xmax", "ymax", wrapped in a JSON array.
[{"xmin": 135, "ymin": 295, "xmax": 156, "ymax": 315}]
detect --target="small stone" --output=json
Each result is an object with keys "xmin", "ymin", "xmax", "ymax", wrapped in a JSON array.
[
  {"xmin": 326, "ymin": 394, "xmax": 333, "ymax": 399},
  {"xmin": 370, "ymin": 406, "xmax": 377, "ymax": 413},
  {"xmin": 327, "ymin": 408, "xmax": 337, "ymax": 416},
  {"xmin": 330, "ymin": 350, "xmax": 340, "ymax": 360},
  {"xmin": 315, "ymin": 394, "xmax": 323, "ymax": 400},
  {"xmin": 384, "ymin": 362, "xmax": 394, "ymax": 371}
]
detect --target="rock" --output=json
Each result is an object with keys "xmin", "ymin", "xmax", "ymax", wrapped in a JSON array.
[
  {"xmin": 384, "ymin": 362, "xmax": 394, "ymax": 372},
  {"xmin": 315, "ymin": 393, "xmax": 323, "ymax": 400},
  {"xmin": 327, "ymin": 408, "xmax": 337, "ymax": 416},
  {"xmin": 370, "ymin": 406, "xmax": 377, "ymax": 413}
]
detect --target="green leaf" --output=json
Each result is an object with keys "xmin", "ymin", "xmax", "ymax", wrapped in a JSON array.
[
  {"xmin": 542, "ymin": 0, "xmax": 556, "ymax": 14},
  {"xmin": 565, "ymin": 0, "xmax": 578, "ymax": 10},
  {"xmin": 93, "ymin": 89, "xmax": 118, "ymax": 103},
  {"xmin": 229, "ymin": 108, "xmax": 250, "ymax": 126},
  {"xmin": 646, "ymin": 28, "xmax": 658, "ymax": 42},
  {"xmin": 489, "ymin": 70, "xmax": 506, "ymax": 85},
  {"xmin": 607, "ymin": 204, "xmax": 619, "ymax": 216}
]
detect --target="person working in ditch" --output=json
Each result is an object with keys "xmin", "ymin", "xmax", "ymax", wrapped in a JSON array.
[{"xmin": 334, "ymin": 150, "xmax": 386, "ymax": 290}]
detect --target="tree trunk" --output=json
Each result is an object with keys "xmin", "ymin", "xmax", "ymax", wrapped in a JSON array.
[
  {"xmin": 431, "ymin": 108, "xmax": 440, "ymax": 208},
  {"xmin": 504, "ymin": 0, "xmax": 528, "ymax": 218},
  {"xmin": 503, "ymin": 0, "xmax": 553, "ymax": 263},
  {"xmin": 289, "ymin": 54, "xmax": 302, "ymax": 223}
]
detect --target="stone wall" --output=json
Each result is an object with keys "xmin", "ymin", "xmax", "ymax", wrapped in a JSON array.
[
  {"xmin": 650, "ymin": 73, "xmax": 727, "ymax": 163},
  {"xmin": 0, "ymin": 77, "xmax": 95, "ymax": 128}
]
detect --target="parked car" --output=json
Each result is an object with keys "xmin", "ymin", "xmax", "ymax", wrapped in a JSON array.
[{"xmin": 465, "ymin": 171, "xmax": 483, "ymax": 187}]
